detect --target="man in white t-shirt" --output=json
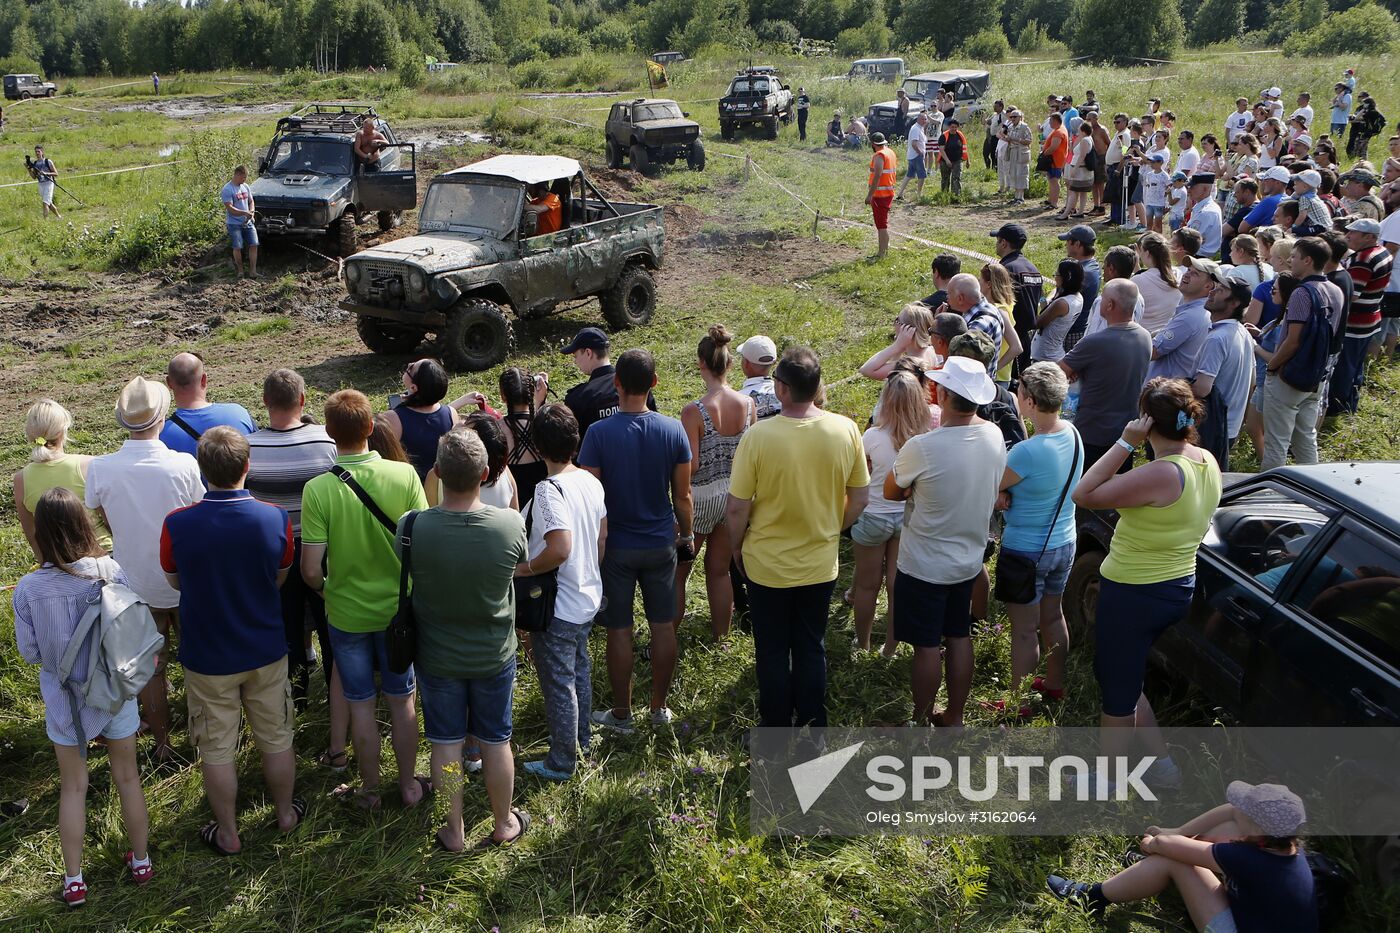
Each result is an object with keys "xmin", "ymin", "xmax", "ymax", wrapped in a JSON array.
[
  {"xmin": 1291, "ymin": 92, "xmax": 1315, "ymax": 129},
  {"xmin": 1174, "ymin": 130, "xmax": 1201, "ymax": 176},
  {"xmin": 886, "ymin": 357, "xmax": 1006, "ymax": 728},
  {"xmin": 1224, "ymin": 98, "xmax": 1252, "ymax": 143},
  {"xmin": 86, "ymin": 376, "xmax": 204, "ymax": 761},
  {"xmin": 898, "ymin": 112, "xmax": 929, "ymax": 202},
  {"xmin": 519, "ymin": 404, "xmax": 608, "ymax": 781}
]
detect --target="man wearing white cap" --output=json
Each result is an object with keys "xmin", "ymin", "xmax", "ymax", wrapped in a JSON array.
[
  {"xmin": 884, "ymin": 356, "xmax": 1006, "ymax": 727},
  {"xmin": 736, "ymin": 334, "xmax": 780, "ymax": 419},
  {"xmin": 1289, "ymin": 133, "xmax": 1313, "ymax": 162},
  {"xmin": 1233, "ymin": 166, "xmax": 1291, "ymax": 237},
  {"xmin": 1291, "ymin": 169, "xmax": 1333, "ymax": 236},
  {"xmin": 86, "ymin": 377, "xmax": 204, "ymax": 761}
]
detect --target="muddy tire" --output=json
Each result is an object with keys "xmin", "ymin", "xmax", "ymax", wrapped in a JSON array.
[
  {"xmin": 687, "ymin": 140, "xmax": 706, "ymax": 171},
  {"xmin": 376, "ymin": 210, "xmax": 401, "ymax": 233},
  {"xmin": 720, "ymin": 121, "xmax": 734, "ymax": 141},
  {"xmin": 606, "ymin": 138, "xmax": 623, "ymax": 169},
  {"xmin": 46, "ymin": 88, "xmax": 55, "ymax": 98},
  {"xmin": 1064, "ymin": 549, "xmax": 1105, "ymax": 638},
  {"xmin": 330, "ymin": 214, "xmax": 358, "ymax": 257},
  {"xmin": 356, "ymin": 316, "xmax": 426, "ymax": 355},
  {"xmin": 601, "ymin": 264, "xmax": 656, "ymax": 330},
  {"xmin": 439, "ymin": 298, "xmax": 512, "ymax": 371},
  {"xmin": 629, "ymin": 144, "xmax": 651, "ymax": 176},
  {"xmin": 764, "ymin": 116, "xmax": 779, "ymax": 140},
  {"xmin": 19, "ymin": 91, "xmax": 30, "ymax": 100}
]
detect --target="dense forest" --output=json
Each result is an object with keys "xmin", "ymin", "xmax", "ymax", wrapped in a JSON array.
[{"xmin": 0, "ymin": 0, "xmax": 1397, "ymax": 78}]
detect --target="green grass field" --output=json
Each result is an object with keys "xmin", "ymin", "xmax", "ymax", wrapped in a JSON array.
[{"xmin": 2, "ymin": 50, "xmax": 1399, "ymax": 930}]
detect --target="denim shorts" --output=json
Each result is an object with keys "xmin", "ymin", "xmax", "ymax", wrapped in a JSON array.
[
  {"xmin": 1045, "ymin": 167, "xmax": 1063, "ymax": 179},
  {"xmin": 1204, "ymin": 907, "xmax": 1237, "ymax": 933},
  {"xmin": 999, "ymin": 540, "xmax": 1075, "ymax": 603},
  {"xmin": 1145, "ymin": 205, "xmax": 1166, "ymax": 220},
  {"xmin": 227, "ymin": 223, "xmax": 259, "ymax": 250},
  {"xmin": 850, "ymin": 508, "xmax": 901, "ymax": 547},
  {"xmin": 600, "ymin": 546, "xmax": 677, "ymax": 630},
  {"xmin": 48, "ymin": 697, "xmax": 139, "ymax": 747},
  {"xmin": 418, "ymin": 657, "xmax": 516, "ymax": 745},
  {"xmin": 907, "ymin": 154, "xmax": 927, "ymax": 179},
  {"xmin": 327, "ymin": 626, "xmax": 415, "ymax": 702}
]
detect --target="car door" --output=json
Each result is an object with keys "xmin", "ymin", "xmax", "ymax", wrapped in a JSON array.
[
  {"xmin": 358, "ymin": 143, "xmax": 417, "ymax": 212},
  {"xmin": 1241, "ymin": 518, "xmax": 1400, "ymax": 727},
  {"xmin": 606, "ymin": 104, "xmax": 627, "ymax": 146}
]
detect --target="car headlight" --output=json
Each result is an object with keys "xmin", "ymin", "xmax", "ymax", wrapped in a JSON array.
[
  {"xmin": 408, "ymin": 270, "xmax": 426, "ymax": 293},
  {"xmin": 345, "ymin": 262, "xmax": 362, "ymax": 284}
]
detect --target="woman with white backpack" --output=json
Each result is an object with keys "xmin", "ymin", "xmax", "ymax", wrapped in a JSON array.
[{"xmin": 12, "ymin": 487, "xmax": 152, "ymax": 908}]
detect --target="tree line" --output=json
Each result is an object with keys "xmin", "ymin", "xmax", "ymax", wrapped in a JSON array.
[{"xmin": 0, "ymin": 0, "xmax": 1396, "ymax": 79}]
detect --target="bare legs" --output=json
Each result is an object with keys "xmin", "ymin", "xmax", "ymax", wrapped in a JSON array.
[
  {"xmin": 673, "ymin": 531, "xmax": 736, "ymax": 641},
  {"xmin": 603, "ymin": 622, "xmax": 677, "ymax": 720},
  {"xmin": 911, "ymin": 637, "xmax": 973, "ymax": 726},
  {"xmin": 140, "ymin": 608, "xmax": 177, "ymax": 759},
  {"xmin": 1100, "ymin": 855, "xmax": 1228, "ymax": 929},
  {"xmin": 1008, "ymin": 594, "xmax": 1069, "ymax": 696},
  {"xmin": 852, "ymin": 537, "xmax": 899, "ymax": 655},
  {"xmin": 346, "ymin": 693, "xmax": 424, "ymax": 806},
  {"xmin": 55, "ymin": 735, "xmax": 148, "ymax": 878}
]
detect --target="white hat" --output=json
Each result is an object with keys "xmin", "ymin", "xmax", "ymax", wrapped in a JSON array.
[
  {"xmin": 738, "ymin": 335, "xmax": 777, "ymax": 366},
  {"xmin": 1266, "ymin": 86, "xmax": 1282, "ymax": 99},
  {"xmin": 114, "ymin": 377, "xmax": 171, "ymax": 432},
  {"xmin": 1296, "ymin": 169, "xmax": 1322, "ymax": 189},
  {"xmin": 1261, "ymin": 166, "xmax": 1292, "ymax": 184},
  {"xmin": 1294, "ymin": 134, "xmax": 1313, "ymax": 149},
  {"xmin": 926, "ymin": 356, "xmax": 995, "ymax": 406}
]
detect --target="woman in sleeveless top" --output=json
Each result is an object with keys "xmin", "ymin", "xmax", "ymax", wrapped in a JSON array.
[
  {"xmin": 1072, "ymin": 378, "xmax": 1222, "ymax": 792},
  {"xmin": 382, "ymin": 359, "xmax": 457, "ymax": 481},
  {"xmin": 498, "ymin": 367, "xmax": 549, "ymax": 507},
  {"xmin": 14, "ymin": 399, "xmax": 110, "ymax": 557},
  {"xmin": 1032, "ymin": 259, "xmax": 1084, "ymax": 363},
  {"xmin": 674, "ymin": 326, "xmax": 756, "ymax": 640}
]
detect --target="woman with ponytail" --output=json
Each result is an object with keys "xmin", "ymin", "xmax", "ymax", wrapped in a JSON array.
[
  {"xmin": 674, "ymin": 325, "xmax": 756, "ymax": 640},
  {"xmin": 13, "ymin": 399, "xmax": 110, "ymax": 558},
  {"xmin": 498, "ymin": 366, "xmax": 550, "ymax": 506}
]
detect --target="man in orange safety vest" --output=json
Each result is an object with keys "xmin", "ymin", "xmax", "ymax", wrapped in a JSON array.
[{"xmin": 866, "ymin": 132, "xmax": 898, "ymax": 259}]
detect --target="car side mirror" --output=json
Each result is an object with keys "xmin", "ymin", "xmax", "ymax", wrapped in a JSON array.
[
  {"xmin": 683, "ymin": 112, "xmax": 690, "ymax": 118},
  {"xmin": 522, "ymin": 212, "xmax": 538, "ymax": 238},
  {"xmin": 257, "ymin": 158, "xmax": 267, "ymax": 174}
]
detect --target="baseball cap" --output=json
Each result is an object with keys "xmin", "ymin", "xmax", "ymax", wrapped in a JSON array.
[
  {"xmin": 738, "ymin": 335, "xmax": 777, "ymax": 366},
  {"xmin": 1347, "ymin": 217, "xmax": 1382, "ymax": 235},
  {"xmin": 115, "ymin": 377, "xmax": 171, "ymax": 432},
  {"xmin": 1296, "ymin": 169, "xmax": 1322, "ymax": 189},
  {"xmin": 1170, "ymin": 170, "xmax": 1187, "ymax": 182},
  {"xmin": 1341, "ymin": 168, "xmax": 1379, "ymax": 187},
  {"xmin": 1184, "ymin": 255, "xmax": 1227, "ymax": 284},
  {"xmin": 870, "ymin": 132, "xmax": 887, "ymax": 145},
  {"xmin": 1266, "ymin": 86, "xmax": 1282, "ymax": 98},
  {"xmin": 561, "ymin": 326, "xmax": 609, "ymax": 354},
  {"xmin": 989, "ymin": 223, "xmax": 1027, "ymax": 247},
  {"xmin": 1294, "ymin": 134, "xmax": 1313, "ymax": 148},
  {"xmin": 925, "ymin": 356, "xmax": 995, "ymax": 406},
  {"xmin": 1223, "ymin": 277, "xmax": 1253, "ymax": 308},
  {"xmin": 1261, "ymin": 166, "xmax": 1292, "ymax": 184},
  {"xmin": 1148, "ymin": 151, "xmax": 1167, "ymax": 163},
  {"xmin": 1226, "ymin": 781, "xmax": 1307, "ymax": 837},
  {"xmin": 1058, "ymin": 224, "xmax": 1097, "ymax": 245}
]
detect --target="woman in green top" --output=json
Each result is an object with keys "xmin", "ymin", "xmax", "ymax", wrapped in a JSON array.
[
  {"xmin": 1072, "ymin": 378, "xmax": 1222, "ymax": 790},
  {"xmin": 13, "ymin": 399, "xmax": 111, "ymax": 557}
]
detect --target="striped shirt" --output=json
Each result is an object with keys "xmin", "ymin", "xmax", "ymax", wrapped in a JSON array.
[
  {"xmin": 245, "ymin": 423, "xmax": 337, "ymax": 535},
  {"xmin": 1343, "ymin": 244, "xmax": 1393, "ymax": 336},
  {"xmin": 13, "ymin": 557, "xmax": 131, "ymax": 746}
]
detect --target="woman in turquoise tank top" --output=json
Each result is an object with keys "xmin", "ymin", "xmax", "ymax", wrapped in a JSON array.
[
  {"xmin": 13, "ymin": 399, "xmax": 111, "ymax": 557},
  {"xmin": 1071, "ymin": 378, "xmax": 1222, "ymax": 792}
]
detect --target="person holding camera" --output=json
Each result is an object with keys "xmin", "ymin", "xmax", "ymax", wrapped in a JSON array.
[
  {"xmin": 31, "ymin": 145, "xmax": 60, "ymax": 219},
  {"xmin": 578, "ymin": 349, "xmax": 692, "ymax": 733}
]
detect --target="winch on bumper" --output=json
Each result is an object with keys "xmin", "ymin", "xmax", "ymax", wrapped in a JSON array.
[{"xmin": 339, "ymin": 260, "xmax": 451, "ymax": 326}]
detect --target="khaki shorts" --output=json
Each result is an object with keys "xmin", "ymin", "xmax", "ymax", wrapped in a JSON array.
[{"xmin": 185, "ymin": 657, "xmax": 294, "ymax": 764}]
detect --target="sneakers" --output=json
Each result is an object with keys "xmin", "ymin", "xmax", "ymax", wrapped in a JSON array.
[
  {"xmin": 125, "ymin": 852, "xmax": 153, "ymax": 885},
  {"xmin": 464, "ymin": 757, "xmax": 483, "ymax": 774},
  {"xmin": 62, "ymin": 879, "xmax": 87, "ymax": 908},
  {"xmin": 590, "ymin": 709, "xmax": 636, "ymax": 734},
  {"xmin": 522, "ymin": 759, "xmax": 574, "ymax": 782},
  {"xmin": 1030, "ymin": 676, "xmax": 1065, "ymax": 702},
  {"xmin": 649, "ymin": 707, "xmax": 675, "ymax": 726},
  {"xmin": 1046, "ymin": 875, "xmax": 1106, "ymax": 920}
]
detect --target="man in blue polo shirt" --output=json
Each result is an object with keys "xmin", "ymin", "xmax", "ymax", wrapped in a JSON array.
[
  {"xmin": 160, "ymin": 426, "xmax": 303, "ymax": 856},
  {"xmin": 1229, "ymin": 166, "xmax": 1290, "ymax": 239},
  {"xmin": 158, "ymin": 352, "xmax": 256, "ymax": 457}
]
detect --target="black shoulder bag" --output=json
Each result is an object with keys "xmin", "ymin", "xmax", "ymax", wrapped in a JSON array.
[
  {"xmin": 168, "ymin": 412, "xmax": 202, "ymax": 442},
  {"xmin": 386, "ymin": 510, "xmax": 420, "ymax": 674},
  {"xmin": 994, "ymin": 432, "xmax": 1080, "ymax": 605},
  {"xmin": 514, "ymin": 478, "xmax": 560, "ymax": 633}
]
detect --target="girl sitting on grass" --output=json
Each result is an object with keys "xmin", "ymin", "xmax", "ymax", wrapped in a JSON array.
[{"xmin": 1046, "ymin": 781, "xmax": 1318, "ymax": 933}]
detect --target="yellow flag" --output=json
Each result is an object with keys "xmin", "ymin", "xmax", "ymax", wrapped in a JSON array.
[{"xmin": 647, "ymin": 60, "xmax": 669, "ymax": 90}]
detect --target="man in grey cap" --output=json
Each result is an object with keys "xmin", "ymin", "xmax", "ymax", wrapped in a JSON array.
[
  {"xmin": 1336, "ymin": 168, "xmax": 1384, "ymax": 223},
  {"xmin": 1149, "ymin": 256, "xmax": 1215, "ymax": 382},
  {"xmin": 867, "ymin": 131, "xmax": 897, "ymax": 259},
  {"xmin": 1183, "ymin": 173, "xmax": 1223, "ymax": 259},
  {"xmin": 85, "ymin": 377, "xmax": 204, "ymax": 761},
  {"xmin": 1058, "ymin": 224, "xmax": 1101, "ymax": 308},
  {"xmin": 1333, "ymin": 217, "xmax": 1392, "ymax": 414}
]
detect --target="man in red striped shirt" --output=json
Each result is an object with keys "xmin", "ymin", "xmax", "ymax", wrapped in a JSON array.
[{"xmin": 1332, "ymin": 218, "xmax": 1393, "ymax": 414}]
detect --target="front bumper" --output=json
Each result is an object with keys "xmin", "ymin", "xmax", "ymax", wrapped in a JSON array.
[{"xmin": 339, "ymin": 296, "xmax": 447, "ymax": 327}]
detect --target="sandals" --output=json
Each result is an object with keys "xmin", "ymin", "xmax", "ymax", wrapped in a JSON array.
[
  {"xmin": 404, "ymin": 775, "xmax": 434, "ymax": 808},
  {"xmin": 272, "ymin": 795, "xmax": 309, "ymax": 832},
  {"xmin": 198, "ymin": 820, "xmax": 239, "ymax": 857},
  {"xmin": 476, "ymin": 808, "xmax": 531, "ymax": 849},
  {"xmin": 979, "ymin": 699, "xmax": 1033, "ymax": 722},
  {"xmin": 318, "ymin": 749, "xmax": 349, "ymax": 772},
  {"xmin": 331, "ymin": 783, "xmax": 381, "ymax": 811}
]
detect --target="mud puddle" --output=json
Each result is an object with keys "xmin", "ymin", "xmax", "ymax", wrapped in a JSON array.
[{"xmin": 113, "ymin": 98, "xmax": 294, "ymax": 118}]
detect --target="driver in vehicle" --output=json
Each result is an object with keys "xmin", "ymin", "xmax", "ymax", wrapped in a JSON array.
[
  {"xmin": 353, "ymin": 121, "xmax": 388, "ymax": 172},
  {"xmin": 523, "ymin": 182, "xmax": 563, "ymax": 236}
]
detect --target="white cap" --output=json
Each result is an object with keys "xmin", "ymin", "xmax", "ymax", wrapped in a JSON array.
[
  {"xmin": 1296, "ymin": 169, "xmax": 1322, "ymax": 189},
  {"xmin": 1294, "ymin": 134, "xmax": 1313, "ymax": 149},
  {"xmin": 738, "ymin": 335, "xmax": 777, "ymax": 365},
  {"xmin": 926, "ymin": 356, "xmax": 996, "ymax": 406},
  {"xmin": 1266, "ymin": 86, "xmax": 1282, "ymax": 98},
  {"xmin": 1261, "ymin": 166, "xmax": 1292, "ymax": 184}
]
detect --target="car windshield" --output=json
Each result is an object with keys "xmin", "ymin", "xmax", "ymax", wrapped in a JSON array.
[
  {"xmin": 902, "ymin": 80, "xmax": 943, "ymax": 100},
  {"xmin": 269, "ymin": 139, "xmax": 351, "ymax": 175},
  {"xmin": 419, "ymin": 179, "xmax": 519, "ymax": 237},
  {"xmin": 729, "ymin": 77, "xmax": 771, "ymax": 96},
  {"xmin": 636, "ymin": 102, "xmax": 684, "ymax": 121}
]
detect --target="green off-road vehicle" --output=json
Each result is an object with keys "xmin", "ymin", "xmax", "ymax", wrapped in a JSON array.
[
  {"xmin": 251, "ymin": 104, "xmax": 418, "ymax": 256},
  {"xmin": 340, "ymin": 155, "xmax": 665, "ymax": 371},
  {"xmin": 605, "ymin": 98, "xmax": 704, "ymax": 175}
]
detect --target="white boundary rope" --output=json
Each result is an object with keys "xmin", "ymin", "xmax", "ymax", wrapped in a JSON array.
[{"xmin": 0, "ymin": 160, "xmax": 183, "ymax": 190}]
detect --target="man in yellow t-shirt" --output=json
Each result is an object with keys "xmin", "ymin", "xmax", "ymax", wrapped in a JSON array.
[{"xmin": 726, "ymin": 347, "xmax": 869, "ymax": 728}]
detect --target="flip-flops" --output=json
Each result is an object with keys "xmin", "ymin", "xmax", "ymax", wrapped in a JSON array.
[
  {"xmin": 270, "ymin": 795, "xmax": 309, "ymax": 832},
  {"xmin": 331, "ymin": 783, "xmax": 381, "ymax": 811},
  {"xmin": 404, "ymin": 775, "xmax": 433, "ymax": 808},
  {"xmin": 198, "ymin": 821, "xmax": 238, "ymax": 857},
  {"xmin": 475, "ymin": 808, "xmax": 531, "ymax": 849},
  {"xmin": 318, "ymin": 749, "xmax": 348, "ymax": 772}
]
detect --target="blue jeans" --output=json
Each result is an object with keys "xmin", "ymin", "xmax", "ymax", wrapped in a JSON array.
[
  {"xmin": 534, "ymin": 620, "xmax": 593, "ymax": 773},
  {"xmin": 1326, "ymin": 332, "xmax": 1371, "ymax": 416},
  {"xmin": 748, "ymin": 580, "xmax": 835, "ymax": 727},
  {"xmin": 417, "ymin": 658, "xmax": 516, "ymax": 745},
  {"xmin": 326, "ymin": 627, "xmax": 415, "ymax": 702}
]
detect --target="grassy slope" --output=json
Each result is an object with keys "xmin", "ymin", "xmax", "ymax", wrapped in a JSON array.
[{"xmin": 2, "ymin": 52, "xmax": 1400, "ymax": 930}]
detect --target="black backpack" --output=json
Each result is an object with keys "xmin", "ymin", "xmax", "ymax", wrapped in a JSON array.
[{"xmin": 1280, "ymin": 281, "xmax": 1333, "ymax": 392}]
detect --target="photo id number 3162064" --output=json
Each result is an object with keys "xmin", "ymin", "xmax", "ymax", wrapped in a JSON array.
[{"xmin": 866, "ymin": 811, "xmax": 1039, "ymax": 827}]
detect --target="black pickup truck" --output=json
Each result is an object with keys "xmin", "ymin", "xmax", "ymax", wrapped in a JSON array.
[{"xmin": 718, "ymin": 69, "xmax": 794, "ymax": 140}]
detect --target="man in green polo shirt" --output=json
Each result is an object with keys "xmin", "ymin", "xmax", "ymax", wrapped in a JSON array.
[{"xmin": 301, "ymin": 389, "xmax": 429, "ymax": 810}]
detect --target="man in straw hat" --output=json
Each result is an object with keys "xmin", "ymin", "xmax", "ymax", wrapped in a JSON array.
[{"xmin": 85, "ymin": 377, "xmax": 204, "ymax": 761}]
